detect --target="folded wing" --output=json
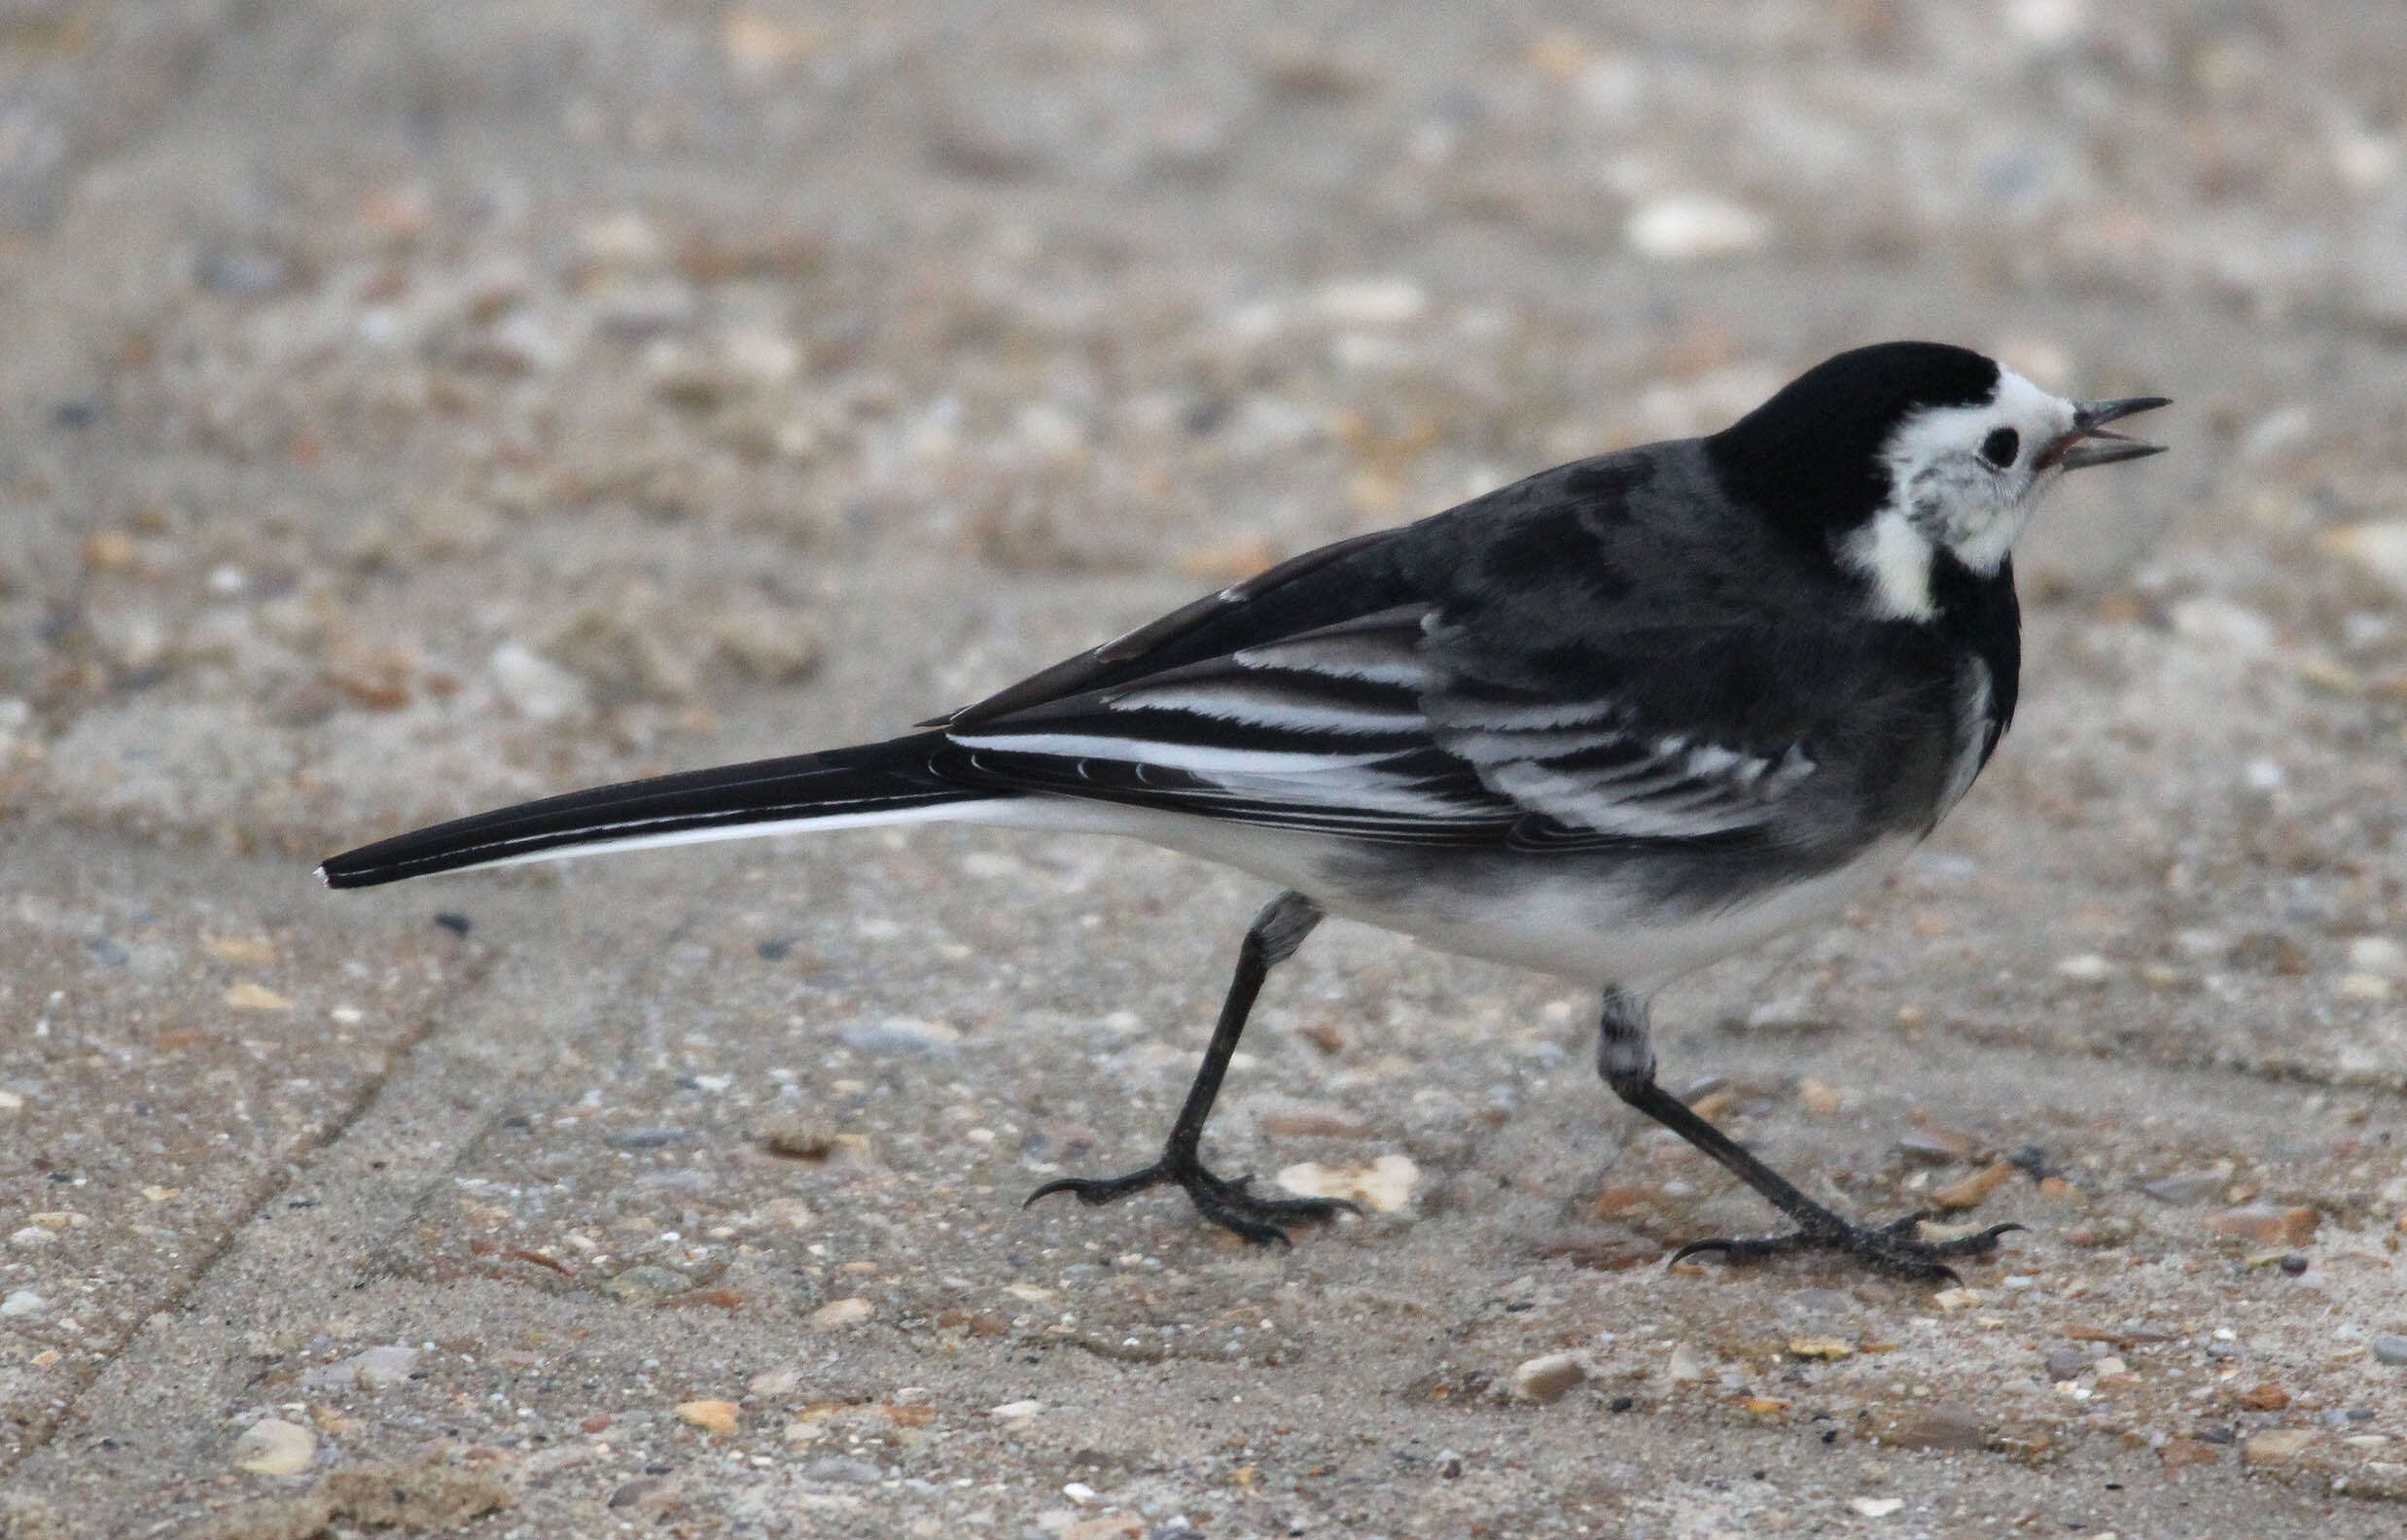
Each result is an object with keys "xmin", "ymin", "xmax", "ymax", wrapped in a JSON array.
[{"xmin": 938, "ymin": 595, "xmax": 1824, "ymax": 851}]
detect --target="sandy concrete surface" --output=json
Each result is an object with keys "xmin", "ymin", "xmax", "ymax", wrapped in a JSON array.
[{"xmin": 3, "ymin": 2, "xmax": 2407, "ymax": 1535}]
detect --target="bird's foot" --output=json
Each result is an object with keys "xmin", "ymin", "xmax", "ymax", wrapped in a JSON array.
[
  {"xmin": 1024, "ymin": 1155, "xmax": 1357, "ymax": 1246},
  {"xmin": 1669, "ymin": 1212, "xmax": 2022, "ymax": 1283}
]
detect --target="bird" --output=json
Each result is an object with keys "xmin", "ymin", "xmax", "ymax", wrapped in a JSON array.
[{"xmin": 320, "ymin": 340, "xmax": 2168, "ymax": 1279}]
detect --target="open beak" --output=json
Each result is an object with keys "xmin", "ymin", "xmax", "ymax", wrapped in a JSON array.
[{"xmin": 2041, "ymin": 396, "xmax": 2172, "ymax": 472}]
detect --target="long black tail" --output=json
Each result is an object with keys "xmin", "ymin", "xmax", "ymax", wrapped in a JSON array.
[{"xmin": 319, "ymin": 732, "xmax": 1003, "ymax": 889}]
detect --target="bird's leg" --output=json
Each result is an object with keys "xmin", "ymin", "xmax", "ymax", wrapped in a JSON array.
[
  {"xmin": 1024, "ymin": 892, "xmax": 1356, "ymax": 1245},
  {"xmin": 1595, "ymin": 989, "xmax": 2017, "ymax": 1282}
]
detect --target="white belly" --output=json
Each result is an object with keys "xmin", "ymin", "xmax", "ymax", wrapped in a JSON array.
[
  {"xmin": 979, "ymin": 798, "xmax": 1916, "ymax": 992},
  {"xmin": 1330, "ymin": 836, "xmax": 1917, "ymax": 989}
]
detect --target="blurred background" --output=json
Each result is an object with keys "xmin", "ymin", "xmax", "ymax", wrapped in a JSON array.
[{"xmin": 4, "ymin": 5, "xmax": 2407, "ymax": 1533}]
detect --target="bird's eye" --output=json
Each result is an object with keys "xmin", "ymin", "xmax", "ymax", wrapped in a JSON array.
[{"xmin": 1980, "ymin": 428, "xmax": 2019, "ymax": 468}]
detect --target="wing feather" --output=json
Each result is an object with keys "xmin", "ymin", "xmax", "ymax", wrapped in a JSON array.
[{"xmin": 937, "ymin": 577, "xmax": 1822, "ymax": 847}]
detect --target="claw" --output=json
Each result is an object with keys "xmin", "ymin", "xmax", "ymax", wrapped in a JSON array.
[
  {"xmin": 1023, "ymin": 1171, "xmax": 1157, "ymax": 1209},
  {"xmin": 1667, "ymin": 1213, "xmax": 2020, "ymax": 1282},
  {"xmin": 1023, "ymin": 1156, "xmax": 1356, "ymax": 1245}
]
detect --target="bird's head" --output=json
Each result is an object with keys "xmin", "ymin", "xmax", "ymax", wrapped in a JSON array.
[{"xmin": 1706, "ymin": 341, "xmax": 2168, "ymax": 620}]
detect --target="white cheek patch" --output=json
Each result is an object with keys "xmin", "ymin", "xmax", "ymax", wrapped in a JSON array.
[
  {"xmin": 1838, "ymin": 508, "xmax": 1936, "ymax": 620},
  {"xmin": 1876, "ymin": 368, "xmax": 2075, "ymax": 580},
  {"xmin": 1948, "ymin": 499, "xmax": 2032, "ymax": 576}
]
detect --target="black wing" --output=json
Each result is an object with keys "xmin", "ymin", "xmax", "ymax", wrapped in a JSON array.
[{"xmin": 927, "ymin": 463, "xmax": 1858, "ymax": 849}]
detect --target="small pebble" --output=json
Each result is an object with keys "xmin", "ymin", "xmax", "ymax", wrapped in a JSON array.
[
  {"xmin": 489, "ymin": 641, "xmax": 589, "ymax": 722},
  {"xmin": 1777, "ymin": 1287, "xmax": 1855, "ymax": 1322},
  {"xmin": 2242, "ymin": 1428, "xmax": 2318, "ymax": 1467},
  {"xmin": 0, "ymin": 1290, "xmax": 44, "ymax": 1317},
  {"xmin": 1848, "ymin": 1496, "xmax": 1904, "ymax": 1519},
  {"xmin": 749, "ymin": 1367, "xmax": 801, "ymax": 1397},
  {"xmin": 1895, "ymin": 1130, "xmax": 1971, "ymax": 1166},
  {"xmin": 2205, "ymin": 1205, "xmax": 2320, "ymax": 1247},
  {"xmin": 1624, "ymin": 192, "xmax": 1772, "ymax": 261},
  {"xmin": 2372, "ymin": 1335, "xmax": 2407, "ymax": 1366},
  {"xmin": 1507, "ymin": 1351, "xmax": 1586, "ymax": 1404},
  {"xmin": 2064, "ymin": 1219, "xmax": 2132, "ymax": 1247},
  {"xmin": 232, "ymin": 1418, "xmax": 315, "ymax": 1476},
  {"xmin": 1274, "ymin": 1153, "xmax": 1417, "ymax": 1212},
  {"xmin": 2171, "ymin": 598, "xmax": 2277, "ymax": 657},
  {"xmin": 2138, "ymin": 1171, "xmax": 2225, "ymax": 1206},
  {"xmin": 762, "ymin": 1197, "xmax": 818, "ymax": 1229},
  {"xmin": 1591, "ymin": 1183, "xmax": 1659, "ymax": 1218},
  {"xmin": 1664, "ymin": 1344, "xmax": 1705, "ymax": 1382},
  {"xmin": 1867, "ymin": 1402, "xmax": 1986, "ymax": 1451},
  {"xmin": 708, "ymin": 609, "xmax": 823, "ymax": 683},
  {"xmin": 2320, "ymin": 520, "xmax": 2407, "ymax": 597},
  {"xmin": 837, "ymin": 1017, "xmax": 962, "ymax": 1055},
  {"xmin": 761, "ymin": 1120, "xmax": 836, "ymax": 1162},
  {"xmin": 606, "ymin": 1476, "xmax": 677, "ymax": 1514},
  {"xmin": 207, "ymin": 934, "xmax": 280, "ymax": 967},
  {"xmin": 1929, "ymin": 1160, "xmax": 2015, "ymax": 1212},
  {"xmin": 604, "ymin": 1266, "xmax": 691, "ymax": 1304},
  {"xmin": 675, "ymin": 1399, "xmax": 741, "ymax": 1434},
  {"xmin": 2240, "ymin": 1382, "xmax": 2291, "ymax": 1412},
  {"xmin": 2347, "ymin": 936, "xmax": 2407, "ymax": 979},
  {"xmin": 989, "ymin": 1399, "xmax": 1042, "ymax": 1419},
  {"xmin": 606, "ymin": 1128, "xmax": 688, "ymax": 1151},
  {"xmin": 1741, "ymin": 996, "xmax": 1825, "ymax": 1032},
  {"xmin": 808, "ymin": 1297, "xmax": 873, "ymax": 1330},
  {"xmin": 2053, "ymin": 953, "xmax": 2116, "ymax": 983},
  {"xmin": 2337, "ymin": 973, "xmax": 2393, "ymax": 1001},
  {"xmin": 301, "ymin": 1343, "xmax": 420, "ymax": 1392},
  {"xmin": 2043, "ymin": 1348, "xmax": 2088, "ymax": 1382},
  {"xmin": 800, "ymin": 1454, "xmax": 881, "ymax": 1483}
]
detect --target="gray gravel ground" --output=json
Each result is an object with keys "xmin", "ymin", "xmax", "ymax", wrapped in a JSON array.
[{"xmin": 5, "ymin": 2, "xmax": 2407, "ymax": 1535}]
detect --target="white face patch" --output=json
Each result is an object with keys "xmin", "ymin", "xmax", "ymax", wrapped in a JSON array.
[{"xmin": 1872, "ymin": 367, "xmax": 2080, "ymax": 585}]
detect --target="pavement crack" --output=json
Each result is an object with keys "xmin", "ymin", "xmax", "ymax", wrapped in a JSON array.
[{"xmin": 0, "ymin": 937, "xmax": 498, "ymax": 1475}]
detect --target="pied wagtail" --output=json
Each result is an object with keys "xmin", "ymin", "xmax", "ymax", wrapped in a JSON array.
[{"xmin": 322, "ymin": 341, "xmax": 2168, "ymax": 1279}]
